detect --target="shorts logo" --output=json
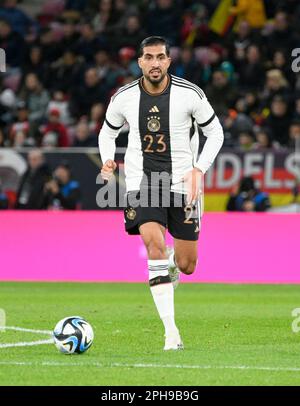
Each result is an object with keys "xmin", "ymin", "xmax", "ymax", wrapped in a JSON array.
[
  {"xmin": 126, "ymin": 208, "xmax": 136, "ymax": 220},
  {"xmin": 147, "ymin": 116, "xmax": 160, "ymax": 132}
]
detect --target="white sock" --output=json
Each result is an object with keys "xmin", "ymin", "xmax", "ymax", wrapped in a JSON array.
[
  {"xmin": 168, "ymin": 250, "xmax": 176, "ymax": 269},
  {"xmin": 148, "ymin": 259, "xmax": 178, "ymax": 336}
]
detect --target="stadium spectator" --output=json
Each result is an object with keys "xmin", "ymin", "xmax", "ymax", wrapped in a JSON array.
[
  {"xmin": 146, "ymin": 0, "xmax": 181, "ymax": 46},
  {"xmin": 223, "ymin": 109, "xmax": 254, "ymax": 146},
  {"xmin": 15, "ymin": 149, "xmax": 51, "ymax": 209},
  {"xmin": 170, "ymin": 45, "xmax": 203, "ymax": 86},
  {"xmin": 70, "ymin": 67, "xmax": 108, "ymax": 118},
  {"xmin": 0, "ymin": 18, "xmax": 24, "ymax": 68},
  {"xmin": 91, "ymin": 0, "xmax": 114, "ymax": 34},
  {"xmin": 94, "ymin": 48, "xmax": 118, "ymax": 88},
  {"xmin": 21, "ymin": 45, "xmax": 48, "ymax": 87},
  {"xmin": 253, "ymin": 128, "xmax": 280, "ymax": 151},
  {"xmin": 265, "ymin": 96, "xmax": 292, "ymax": 146},
  {"xmin": 72, "ymin": 121, "xmax": 97, "ymax": 147},
  {"xmin": 234, "ymin": 91, "xmax": 261, "ymax": 120},
  {"xmin": 180, "ymin": 3, "xmax": 212, "ymax": 47},
  {"xmin": 261, "ymin": 69, "xmax": 291, "ymax": 108},
  {"xmin": 47, "ymin": 90, "xmax": 72, "ymax": 126},
  {"xmin": 206, "ymin": 70, "xmax": 238, "ymax": 117},
  {"xmin": 59, "ymin": 20, "xmax": 80, "ymax": 52},
  {"xmin": 206, "ymin": 43, "xmax": 225, "ymax": 76},
  {"xmin": 288, "ymin": 121, "xmax": 300, "ymax": 149},
  {"xmin": 88, "ymin": 103, "xmax": 105, "ymax": 136},
  {"xmin": 264, "ymin": 11, "xmax": 299, "ymax": 56},
  {"xmin": 268, "ymin": 49, "xmax": 295, "ymax": 87},
  {"xmin": 41, "ymin": 108, "xmax": 70, "ymax": 147},
  {"xmin": 226, "ymin": 176, "xmax": 271, "ymax": 212},
  {"xmin": 9, "ymin": 101, "xmax": 33, "ymax": 147},
  {"xmin": 117, "ymin": 46, "xmax": 140, "ymax": 78},
  {"xmin": 13, "ymin": 129, "xmax": 35, "ymax": 148},
  {"xmin": 115, "ymin": 14, "xmax": 146, "ymax": 51},
  {"xmin": 226, "ymin": 20, "xmax": 256, "ymax": 60},
  {"xmin": 0, "ymin": 0, "xmax": 38, "ymax": 37},
  {"xmin": 235, "ymin": 44, "xmax": 265, "ymax": 91},
  {"xmin": 18, "ymin": 73, "xmax": 50, "ymax": 124},
  {"xmin": 244, "ymin": 92, "xmax": 261, "ymax": 117},
  {"xmin": 76, "ymin": 21, "xmax": 106, "ymax": 63},
  {"xmin": 237, "ymin": 130, "xmax": 255, "ymax": 151},
  {"xmin": 44, "ymin": 161, "xmax": 81, "ymax": 210},
  {"xmin": 48, "ymin": 49, "xmax": 85, "ymax": 93},
  {"xmin": 107, "ymin": 0, "xmax": 139, "ymax": 35},
  {"xmin": 0, "ymin": 87, "xmax": 16, "ymax": 126},
  {"xmin": 38, "ymin": 27, "xmax": 62, "ymax": 64}
]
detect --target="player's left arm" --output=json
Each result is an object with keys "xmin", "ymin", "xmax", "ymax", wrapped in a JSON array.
[
  {"xmin": 184, "ymin": 89, "xmax": 224, "ymax": 204},
  {"xmin": 192, "ymin": 90, "xmax": 224, "ymax": 174}
]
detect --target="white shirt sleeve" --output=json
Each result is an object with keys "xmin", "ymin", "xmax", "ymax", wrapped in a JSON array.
[
  {"xmin": 98, "ymin": 96, "xmax": 125, "ymax": 164},
  {"xmin": 190, "ymin": 90, "xmax": 224, "ymax": 174}
]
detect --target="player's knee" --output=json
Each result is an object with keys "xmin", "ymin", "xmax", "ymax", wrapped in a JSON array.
[
  {"xmin": 146, "ymin": 240, "xmax": 166, "ymax": 260},
  {"xmin": 177, "ymin": 257, "xmax": 197, "ymax": 275}
]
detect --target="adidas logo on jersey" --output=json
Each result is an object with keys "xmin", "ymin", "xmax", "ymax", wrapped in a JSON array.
[{"xmin": 149, "ymin": 106, "xmax": 159, "ymax": 113}]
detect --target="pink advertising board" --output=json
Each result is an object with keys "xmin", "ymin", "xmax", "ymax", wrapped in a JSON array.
[{"xmin": 0, "ymin": 211, "xmax": 299, "ymax": 283}]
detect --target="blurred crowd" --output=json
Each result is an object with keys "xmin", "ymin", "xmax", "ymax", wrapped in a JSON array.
[
  {"xmin": 226, "ymin": 176, "xmax": 271, "ymax": 212},
  {"xmin": 0, "ymin": 0, "xmax": 299, "ymax": 151},
  {"xmin": 13, "ymin": 149, "xmax": 81, "ymax": 210}
]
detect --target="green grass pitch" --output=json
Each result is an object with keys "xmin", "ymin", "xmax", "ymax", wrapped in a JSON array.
[{"xmin": 0, "ymin": 282, "xmax": 300, "ymax": 386}]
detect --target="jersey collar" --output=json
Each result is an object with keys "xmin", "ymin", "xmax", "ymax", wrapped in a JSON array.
[{"xmin": 139, "ymin": 74, "xmax": 171, "ymax": 96}]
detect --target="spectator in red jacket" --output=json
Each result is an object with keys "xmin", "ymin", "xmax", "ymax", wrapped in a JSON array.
[{"xmin": 41, "ymin": 108, "xmax": 70, "ymax": 147}]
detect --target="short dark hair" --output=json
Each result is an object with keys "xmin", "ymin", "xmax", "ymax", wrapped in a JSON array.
[
  {"xmin": 57, "ymin": 160, "xmax": 71, "ymax": 172},
  {"xmin": 138, "ymin": 36, "xmax": 170, "ymax": 57}
]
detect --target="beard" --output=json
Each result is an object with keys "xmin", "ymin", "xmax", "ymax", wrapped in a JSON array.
[{"xmin": 144, "ymin": 69, "xmax": 167, "ymax": 85}]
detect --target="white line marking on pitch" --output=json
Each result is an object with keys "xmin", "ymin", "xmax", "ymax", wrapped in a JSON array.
[
  {"xmin": 0, "ymin": 339, "xmax": 53, "ymax": 348},
  {"xmin": 0, "ymin": 326, "xmax": 52, "ymax": 335},
  {"xmin": 0, "ymin": 326, "xmax": 53, "ymax": 348},
  {"xmin": 0, "ymin": 361, "xmax": 299, "ymax": 373},
  {"xmin": 112, "ymin": 363, "xmax": 300, "ymax": 373}
]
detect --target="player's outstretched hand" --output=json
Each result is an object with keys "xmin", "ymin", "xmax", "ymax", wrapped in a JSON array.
[
  {"xmin": 101, "ymin": 159, "xmax": 117, "ymax": 181},
  {"xmin": 183, "ymin": 167, "xmax": 203, "ymax": 205}
]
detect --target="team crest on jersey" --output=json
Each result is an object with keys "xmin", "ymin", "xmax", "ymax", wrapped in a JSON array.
[
  {"xmin": 126, "ymin": 208, "xmax": 136, "ymax": 220},
  {"xmin": 147, "ymin": 116, "xmax": 160, "ymax": 132}
]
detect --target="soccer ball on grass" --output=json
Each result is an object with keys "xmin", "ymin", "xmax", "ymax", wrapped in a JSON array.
[{"xmin": 53, "ymin": 316, "xmax": 94, "ymax": 354}]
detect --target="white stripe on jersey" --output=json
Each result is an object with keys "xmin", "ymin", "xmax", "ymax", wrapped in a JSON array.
[
  {"xmin": 171, "ymin": 75, "xmax": 205, "ymax": 98},
  {"xmin": 111, "ymin": 79, "xmax": 139, "ymax": 101}
]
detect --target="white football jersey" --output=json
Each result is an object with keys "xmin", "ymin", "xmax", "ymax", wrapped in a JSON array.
[{"xmin": 99, "ymin": 75, "xmax": 223, "ymax": 193}]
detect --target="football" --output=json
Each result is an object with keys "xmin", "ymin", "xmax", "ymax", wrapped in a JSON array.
[{"xmin": 53, "ymin": 316, "xmax": 94, "ymax": 354}]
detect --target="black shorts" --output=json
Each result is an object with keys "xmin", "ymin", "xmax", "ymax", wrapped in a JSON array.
[{"xmin": 124, "ymin": 189, "xmax": 203, "ymax": 241}]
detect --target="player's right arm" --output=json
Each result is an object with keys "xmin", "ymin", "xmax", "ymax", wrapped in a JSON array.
[{"xmin": 98, "ymin": 95, "xmax": 125, "ymax": 180}]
